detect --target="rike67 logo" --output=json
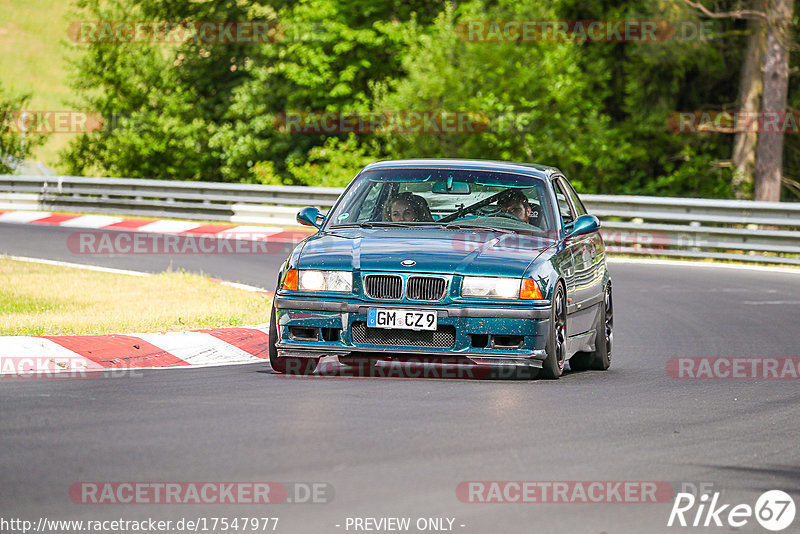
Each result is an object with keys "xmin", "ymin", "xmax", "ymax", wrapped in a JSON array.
[{"xmin": 668, "ymin": 489, "xmax": 795, "ymax": 531}]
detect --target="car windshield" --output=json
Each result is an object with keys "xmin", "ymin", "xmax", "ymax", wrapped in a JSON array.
[{"xmin": 326, "ymin": 168, "xmax": 557, "ymax": 237}]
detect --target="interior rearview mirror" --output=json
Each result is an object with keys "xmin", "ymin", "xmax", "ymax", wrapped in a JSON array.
[{"xmin": 431, "ymin": 181, "xmax": 471, "ymax": 194}]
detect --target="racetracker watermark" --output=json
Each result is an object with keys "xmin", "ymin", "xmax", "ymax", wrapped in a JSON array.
[
  {"xmin": 68, "ymin": 21, "xmax": 282, "ymax": 44},
  {"xmin": 666, "ymin": 357, "xmax": 800, "ymax": 379},
  {"xmin": 67, "ymin": 231, "xmax": 297, "ymax": 255},
  {"xmin": 280, "ymin": 358, "xmax": 541, "ymax": 380},
  {"xmin": 0, "ymin": 357, "xmax": 142, "ymax": 379},
  {"xmin": 451, "ymin": 233, "xmax": 554, "ymax": 254},
  {"xmin": 274, "ymin": 111, "xmax": 490, "ymax": 134},
  {"xmin": 4, "ymin": 110, "xmax": 289, "ymax": 135},
  {"xmin": 0, "ymin": 110, "xmax": 104, "ymax": 134},
  {"xmin": 456, "ymin": 20, "xmax": 713, "ymax": 43},
  {"xmin": 69, "ymin": 482, "xmax": 333, "ymax": 504},
  {"xmin": 450, "ymin": 230, "xmax": 674, "ymax": 254},
  {"xmin": 668, "ymin": 111, "xmax": 800, "ymax": 134},
  {"xmin": 456, "ymin": 481, "xmax": 674, "ymax": 503},
  {"xmin": 601, "ymin": 230, "xmax": 674, "ymax": 253}
]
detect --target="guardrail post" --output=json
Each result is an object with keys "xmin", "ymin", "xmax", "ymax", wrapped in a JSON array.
[{"xmin": 689, "ymin": 221, "xmax": 701, "ymax": 252}]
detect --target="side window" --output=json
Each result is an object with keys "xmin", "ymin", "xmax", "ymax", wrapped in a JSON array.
[
  {"xmin": 553, "ymin": 180, "xmax": 576, "ymax": 225},
  {"xmin": 562, "ymin": 179, "xmax": 587, "ymax": 217}
]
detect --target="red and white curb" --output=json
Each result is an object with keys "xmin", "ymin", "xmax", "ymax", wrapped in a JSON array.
[
  {"xmin": 0, "ymin": 326, "xmax": 273, "ymax": 376},
  {"xmin": 0, "ymin": 210, "xmax": 294, "ymax": 376},
  {"xmin": 0, "ymin": 210, "xmax": 313, "ymax": 242}
]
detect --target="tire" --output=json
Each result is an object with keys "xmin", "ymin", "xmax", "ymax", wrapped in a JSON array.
[
  {"xmin": 541, "ymin": 284, "xmax": 567, "ymax": 379},
  {"xmin": 570, "ymin": 283, "xmax": 612, "ymax": 371},
  {"xmin": 268, "ymin": 305, "xmax": 319, "ymax": 375}
]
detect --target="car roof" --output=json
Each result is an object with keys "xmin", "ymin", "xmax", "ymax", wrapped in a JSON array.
[{"xmin": 362, "ymin": 159, "xmax": 561, "ymax": 180}]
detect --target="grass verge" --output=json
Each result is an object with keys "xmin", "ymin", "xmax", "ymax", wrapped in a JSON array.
[
  {"xmin": 0, "ymin": 0, "xmax": 77, "ymax": 168},
  {"xmin": 0, "ymin": 257, "xmax": 272, "ymax": 336}
]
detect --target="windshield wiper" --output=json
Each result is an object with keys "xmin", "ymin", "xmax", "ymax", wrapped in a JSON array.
[{"xmin": 442, "ymin": 223, "xmax": 516, "ymax": 234}]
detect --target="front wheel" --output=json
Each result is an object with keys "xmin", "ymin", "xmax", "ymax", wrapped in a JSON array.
[
  {"xmin": 541, "ymin": 284, "xmax": 567, "ymax": 379},
  {"xmin": 269, "ymin": 305, "xmax": 319, "ymax": 375},
  {"xmin": 570, "ymin": 283, "xmax": 612, "ymax": 371}
]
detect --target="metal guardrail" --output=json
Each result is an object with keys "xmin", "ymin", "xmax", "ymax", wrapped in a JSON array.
[
  {"xmin": 1, "ymin": 174, "xmax": 799, "ymax": 265},
  {"xmin": 584, "ymin": 195, "xmax": 800, "ymax": 265}
]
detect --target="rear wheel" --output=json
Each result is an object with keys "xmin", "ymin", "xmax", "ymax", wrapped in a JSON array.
[
  {"xmin": 541, "ymin": 284, "xmax": 567, "ymax": 379},
  {"xmin": 570, "ymin": 283, "xmax": 612, "ymax": 371},
  {"xmin": 268, "ymin": 305, "xmax": 319, "ymax": 375}
]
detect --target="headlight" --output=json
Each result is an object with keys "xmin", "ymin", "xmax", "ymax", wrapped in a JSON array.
[
  {"xmin": 298, "ymin": 270, "xmax": 352, "ymax": 292},
  {"xmin": 461, "ymin": 276, "xmax": 520, "ymax": 299}
]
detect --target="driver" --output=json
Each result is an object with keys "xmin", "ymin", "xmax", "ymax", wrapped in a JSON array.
[
  {"xmin": 497, "ymin": 189, "xmax": 533, "ymax": 224},
  {"xmin": 383, "ymin": 192, "xmax": 433, "ymax": 222}
]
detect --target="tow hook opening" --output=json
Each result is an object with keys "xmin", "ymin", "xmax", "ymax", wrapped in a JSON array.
[
  {"xmin": 490, "ymin": 335, "xmax": 524, "ymax": 349},
  {"xmin": 289, "ymin": 326, "xmax": 319, "ymax": 341}
]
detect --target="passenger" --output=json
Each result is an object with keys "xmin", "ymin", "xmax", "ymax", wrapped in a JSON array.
[
  {"xmin": 383, "ymin": 192, "xmax": 433, "ymax": 222},
  {"xmin": 498, "ymin": 189, "xmax": 533, "ymax": 224}
]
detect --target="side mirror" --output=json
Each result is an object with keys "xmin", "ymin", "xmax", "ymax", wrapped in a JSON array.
[
  {"xmin": 565, "ymin": 214, "xmax": 600, "ymax": 239},
  {"xmin": 297, "ymin": 207, "xmax": 325, "ymax": 229}
]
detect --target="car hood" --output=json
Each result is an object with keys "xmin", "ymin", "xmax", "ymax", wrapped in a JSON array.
[{"xmin": 296, "ymin": 227, "xmax": 556, "ymax": 278}]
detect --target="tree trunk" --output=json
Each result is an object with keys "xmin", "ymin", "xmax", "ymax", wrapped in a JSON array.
[
  {"xmin": 731, "ymin": 0, "xmax": 765, "ymax": 198},
  {"xmin": 754, "ymin": 0, "xmax": 794, "ymax": 201}
]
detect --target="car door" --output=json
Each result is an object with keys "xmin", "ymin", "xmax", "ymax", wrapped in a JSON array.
[
  {"xmin": 552, "ymin": 176, "xmax": 579, "ymax": 316},
  {"xmin": 563, "ymin": 177, "xmax": 605, "ymax": 309},
  {"xmin": 553, "ymin": 176, "xmax": 599, "ymax": 336}
]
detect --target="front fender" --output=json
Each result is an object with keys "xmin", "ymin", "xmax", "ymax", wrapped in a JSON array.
[
  {"xmin": 276, "ymin": 241, "xmax": 308, "ymax": 290},
  {"xmin": 523, "ymin": 249, "xmax": 562, "ymax": 301}
]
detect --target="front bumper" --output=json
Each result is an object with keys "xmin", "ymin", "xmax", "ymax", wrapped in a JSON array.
[{"xmin": 274, "ymin": 296, "xmax": 550, "ymax": 367}]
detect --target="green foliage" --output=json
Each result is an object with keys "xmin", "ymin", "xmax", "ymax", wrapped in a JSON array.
[
  {"xmin": 0, "ymin": 86, "xmax": 42, "ymax": 173},
  {"xmin": 782, "ymin": 28, "xmax": 800, "ymax": 201},
  {"xmin": 375, "ymin": 1, "xmax": 624, "ymax": 190},
  {"xmin": 56, "ymin": 0, "xmax": 793, "ymax": 199},
  {"xmin": 546, "ymin": 0, "xmax": 740, "ymax": 197},
  {"xmin": 60, "ymin": 0, "xmax": 261, "ymax": 180},
  {"xmin": 209, "ymin": 0, "xmax": 440, "ymax": 185},
  {"xmin": 287, "ymin": 134, "xmax": 381, "ymax": 187}
]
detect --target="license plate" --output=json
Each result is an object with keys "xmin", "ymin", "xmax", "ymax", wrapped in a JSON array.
[{"xmin": 367, "ymin": 308, "xmax": 438, "ymax": 331}]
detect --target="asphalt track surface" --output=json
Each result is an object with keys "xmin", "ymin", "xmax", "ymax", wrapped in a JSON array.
[{"xmin": 2, "ymin": 221, "xmax": 800, "ymax": 533}]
